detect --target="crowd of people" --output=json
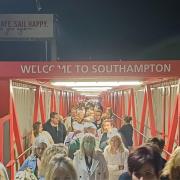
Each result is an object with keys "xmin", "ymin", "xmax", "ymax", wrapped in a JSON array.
[{"xmin": 0, "ymin": 99, "xmax": 179, "ymax": 180}]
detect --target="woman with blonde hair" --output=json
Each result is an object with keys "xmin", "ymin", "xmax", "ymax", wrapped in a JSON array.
[
  {"xmin": 39, "ymin": 143, "xmax": 68, "ymax": 179},
  {"xmin": 160, "ymin": 146, "xmax": 180, "ymax": 180},
  {"xmin": 104, "ymin": 134, "xmax": 129, "ymax": 180},
  {"xmin": 45, "ymin": 154, "xmax": 77, "ymax": 180},
  {"xmin": 73, "ymin": 133, "xmax": 109, "ymax": 180}
]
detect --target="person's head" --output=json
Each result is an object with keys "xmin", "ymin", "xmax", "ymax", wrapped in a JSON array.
[
  {"xmin": 109, "ymin": 134, "xmax": 126, "ymax": 152},
  {"xmin": 71, "ymin": 107, "xmax": 77, "ymax": 118},
  {"xmin": 80, "ymin": 133, "xmax": 96, "ymax": 156},
  {"xmin": 106, "ymin": 107, "xmax": 113, "ymax": 116},
  {"xmin": 94, "ymin": 109, "xmax": 102, "ymax": 122},
  {"xmin": 83, "ymin": 122, "xmax": 97, "ymax": 136},
  {"xmin": 161, "ymin": 146, "xmax": 180, "ymax": 180},
  {"xmin": 33, "ymin": 121, "xmax": 43, "ymax": 137},
  {"xmin": 124, "ymin": 115, "xmax": 132, "ymax": 124},
  {"xmin": 102, "ymin": 119, "xmax": 113, "ymax": 133},
  {"xmin": 45, "ymin": 154, "xmax": 77, "ymax": 180},
  {"xmin": 147, "ymin": 137, "xmax": 165, "ymax": 153},
  {"xmin": 76, "ymin": 110, "xmax": 85, "ymax": 123},
  {"xmin": 50, "ymin": 112, "xmax": 59, "ymax": 126},
  {"xmin": 33, "ymin": 136, "xmax": 48, "ymax": 159},
  {"xmin": 128, "ymin": 144, "xmax": 162, "ymax": 180},
  {"xmin": 15, "ymin": 168, "xmax": 37, "ymax": 180},
  {"xmin": 39, "ymin": 143, "xmax": 68, "ymax": 177}
]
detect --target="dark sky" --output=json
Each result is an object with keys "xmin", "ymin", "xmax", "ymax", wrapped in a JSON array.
[{"xmin": 0, "ymin": 0, "xmax": 180, "ymax": 60}]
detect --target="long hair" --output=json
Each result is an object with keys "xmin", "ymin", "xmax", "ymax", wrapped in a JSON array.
[
  {"xmin": 107, "ymin": 134, "xmax": 126, "ymax": 153},
  {"xmin": 45, "ymin": 154, "xmax": 77, "ymax": 180},
  {"xmin": 80, "ymin": 133, "xmax": 96, "ymax": 156},
  {"xmin": 161, "ymin": 146, "xmax": 180, "ymax": 179},
  {"xmin": 39, "ymin": 143, "xmax": 68, "ymax": 176},
  {"xmin": 33, "ymin": 121, "xmax": 41, "ymax": 137}
]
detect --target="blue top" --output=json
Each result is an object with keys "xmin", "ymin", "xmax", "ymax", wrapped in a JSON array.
[{"xmin": 19, "ymin": 155, "xmax": 37, "ymax": 172}]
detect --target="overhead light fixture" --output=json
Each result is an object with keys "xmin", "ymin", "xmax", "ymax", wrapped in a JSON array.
[
  {"xmin": 72, "ymin": 87, "xmax": 112, "ymax": 91},
  {"xmin": 51, "ymin": 81, "xmax": 142, "ymax": 87}
]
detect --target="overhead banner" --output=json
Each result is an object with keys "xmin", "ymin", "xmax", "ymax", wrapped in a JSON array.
[
  {"xmin": 0, "ymin": 61, "xmax": 180, "ymax": 79},
  {"xmin": 0, "ymin": 14, "xmax": 53, "ymax": 38}
]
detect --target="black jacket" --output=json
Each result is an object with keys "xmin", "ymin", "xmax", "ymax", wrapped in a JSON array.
[{"xmin": 43, "ymin": 120, "xmax": 67, "ymax": 144}]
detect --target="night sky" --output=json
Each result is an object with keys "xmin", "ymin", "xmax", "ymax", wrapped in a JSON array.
[{"xmin": 0, "ymin": 0, "xmax": 180, "ymax": 60}]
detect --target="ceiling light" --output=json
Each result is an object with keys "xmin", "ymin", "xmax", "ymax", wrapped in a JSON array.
[
  {"xmin": 72, "ymin": 87, "xmax": 112, "ymax": 91},
  {"xmin": 51, "ymin": 81, "xmax": 142, "ymax": 87}
]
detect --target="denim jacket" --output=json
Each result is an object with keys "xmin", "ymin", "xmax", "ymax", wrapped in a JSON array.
[{"xmin": 19, "ymin": 155, "xmax": 37, "ymax": 172}]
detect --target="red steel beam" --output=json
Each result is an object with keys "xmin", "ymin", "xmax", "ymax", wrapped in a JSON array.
[
  {"xmin": 166, "ymin": 94, "xmax": 178, "ymax": 155},
  {"xmin": 146, "ymin": 85, "xmax": 157, "ymax": 137},
  {"xmin": 139, "ymin": 90, "xmax": 147, "ymax": 145},
  {"xmin": 12, "ymin": 99, "xmax": 24, "ymax": 164},
  {"xmin": 33, "ymin": 86, "xmax": 40, "ymax": 123},
  {"xmin": 130, "ymin": 89, "xmax": 138, "ymax": 146},
  {"xmin": 128, "ymin": 91, "xmax": 132, "ymax": 116},
  {"xmin": 39, "ymin": 90, "xmax": 46, "ymax": 124},
  {"xmin": 162, "ymin": 87, "xmax": 166, "ymax": 140}
]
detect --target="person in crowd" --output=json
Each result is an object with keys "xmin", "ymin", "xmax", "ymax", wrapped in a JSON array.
[
  {"xmin": 39, "ymin": 143, "xmax": 68, "ymax": 179},
  {"xmin": 0, "ymin": 161, "xmax": 9, "ymax": 180},
  {"xmin": 45, "ymin": 154, "xmax": 78, "ymax": 180},
  {"xmin": 93, "ymin": 109, "xmax": 103, "ymax": 130},
  {"xmin": 160, "ymin": 146, "xmax": 180, "ymax": 180},
  {"xmin": 105, "ymin": 107, "xmax": 116, "ymax": 121},
  {"xmin": 15, "ymin": 168, "xmax": 37, "ymax": 180},
  {"xmin": 104, "ymin": 135, "xmax": 129, "ymax": 180},
  {"xmin": 119, "ymin": 144, "xmax": 162, "ymax": 180},
  {"xmin": 68, "ymin": 122, "xmax": 98, "ymax": 159},
  {"xmin": 73, "ymin": 133, "xmax": 109, "ymax": 180},
  {"xmin": 18, "ymin": 136, "xmax": 48, "ymax": 179},
  {"xmin": 31, "ymin": 121, "xmax": 54, "ymax": 145},
  {"xmin": 64, "ymin": 106, "xmax": 77, "ymax": 132},
  {"xmin": 99, "ymin": 119, "xmax": 118, "ymax": 151},
  {"xmin": 72, "ymin": 109, "xmax": 86, "ymax": 131},
  {"xmin": 118, "ymin": 116, "xmax": 133, "ymax": 150},
  {"xmin": 147, "ymin": 137, "xmax": 166, "ymax": 169},
  {"xmin": 43, "ymin": 112, "xmax": 67, "ymax": 144}
]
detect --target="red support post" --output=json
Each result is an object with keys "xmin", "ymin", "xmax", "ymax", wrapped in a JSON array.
[
  {"xmin": 146, "ymin": 85, "xmax": 157, "ymax": 137},
  {"xmin": 162, "ymin": 87, "xmax": 166, "ymax": 140},
  {"xmin": 0, "ymin": 80, "xmax": 15, "ymax": 179},
  {"xmin": 39, "ymin": 90, "xmax": 46, "ymax": 124},
  {"xmin": 130, "ymin": 89, "xmax": 138, "ymax": 146},
  {"xmin": 59, "ymin": 90, "xmax": 64, "ymax": 115},
  {"xmin": 33, "ymin": 86, "xmax": 40, "ymax": 123},
  {"xmin": 139, "ymin": 90, "xmax": 147, "ymax": 145},
  {"xmin": 168, "ymin": 86, "xmax": 172, "ymax": 135},
  {"xmin": 128, "ymin": 91, "xmax": 132, "ymax": 116},
  {"xmin": 166, "ymin": 95, "xmax": 178, "ymax": 155},
  {"xmin": 12, "ymin": 100, "xmax": 24, "ymax": 164}
]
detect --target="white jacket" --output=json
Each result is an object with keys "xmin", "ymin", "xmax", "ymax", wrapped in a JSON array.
[{"xmin": 73, "ymin": 149, "xmax": 109, "ymax": 180}]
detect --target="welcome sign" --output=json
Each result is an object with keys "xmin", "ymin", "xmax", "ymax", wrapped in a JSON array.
[{"xmin": 0, "ymin": 61, "xmax": 179, "ymax": 79}]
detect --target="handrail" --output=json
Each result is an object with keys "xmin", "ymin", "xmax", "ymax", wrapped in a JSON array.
[
  {"xmin": 113, "ymin": 113, "xmax": 171, "ymax": 156},
  {"xmin": 15, "ymin": 146, "xmax": 32, "ymax": 162}
]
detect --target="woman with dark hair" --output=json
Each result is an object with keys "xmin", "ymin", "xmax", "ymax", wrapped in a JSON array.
[
  {"xmin": 119, "ymin": 144, "xmax": 162, "ymax": 180},
  {"xmin": 31, "ymin": 121, "xmax": 54, "ymax": 145}
]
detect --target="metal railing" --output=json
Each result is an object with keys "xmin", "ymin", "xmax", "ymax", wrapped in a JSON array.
[{"xmin": 113, "ymin": 113, "xmax": 171, "ymax": 156}]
